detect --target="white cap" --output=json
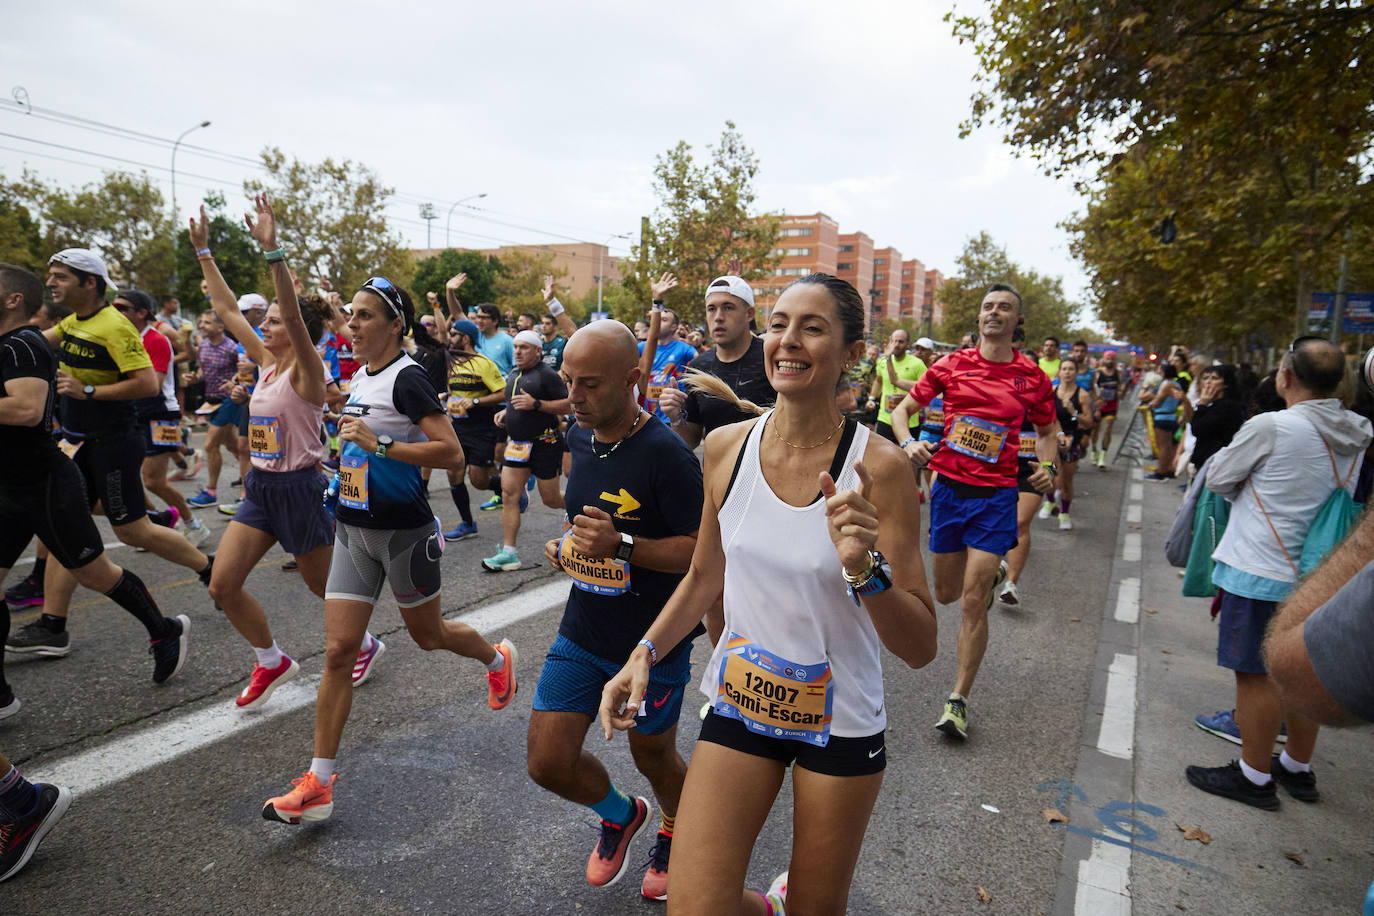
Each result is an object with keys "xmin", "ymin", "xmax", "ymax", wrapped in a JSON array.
[
  {"xmin": 514, "ymin": 330, "xmax": 544, "ymax": 349},
  {"xmin": 48, "ymin": 248, "xmax": 117, "ymax": 293},
  {"xmin": 915, "ymin": 337, "xmax": 935, "ymax": 350},
  {"xmin": 237, "ymin": 293, "xmax": 268, "ymax": 312},
  {"xmin": 704, "ymin": 275, "xmax": 755, "ymax": 309}
]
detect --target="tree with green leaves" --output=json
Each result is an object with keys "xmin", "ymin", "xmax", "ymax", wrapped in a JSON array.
[
  {"xmin": 411, "ymin": 248, "xmax": 502, "ymax": 312},
  {"xmin": 625, "ymin": 122, "xmax": 781, "ymax": 325},
  {"xmin": 936, "ymin": 232, "xmax": 1079, "ymax": 345},
  {"xmin": 244, "ymin": 147, "xmax": 413, "ymax": 295},
  {"xmin": 493, "ymin": 248, "xmax": 564, "ymax": 317},
  {"xmin": 0, "ymin": 179, "xmax": 44, "ymax": 271},
  {"xmin": 172, "ymin": 192, "xmax": 265, "ymax": 313},
  {"xmin": 950, "ymin": 1, "xmax": 1374, "ymax": 335}
]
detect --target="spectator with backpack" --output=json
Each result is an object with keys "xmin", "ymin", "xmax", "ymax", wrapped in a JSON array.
[{"xmin": 1185, "ymin": 337, "xmax": 1370, "ymax": 810}]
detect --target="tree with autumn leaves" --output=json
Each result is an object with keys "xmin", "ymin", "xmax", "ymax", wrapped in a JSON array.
[{"xmin": 951, "ymin": 1, "xmax": 1374, "ymax": 348}]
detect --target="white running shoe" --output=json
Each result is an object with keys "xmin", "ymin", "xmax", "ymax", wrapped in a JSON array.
[
  {"xmin": 184, "ymin": 519, "xmax": 211, "ymax": 548},
  {"xmin": 998, "ymin": 579, "xmax": 1020, "ymax": 606},
  {"xmin": 1038, "ymin": 499, "xmax": 1053, "ymax": 520},
  {"xmin": 1059, "ymin": 513, "xmax": 1073, "ymax": 530}
]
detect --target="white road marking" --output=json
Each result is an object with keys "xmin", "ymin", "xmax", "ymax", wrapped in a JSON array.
[
  {"xmin": 1074, "ymin": 837, "xmax": 1132, "ymax": 914},
  {"xmin": 1126, "ymin": 503, "xmax": 1142, "ymax": 523},
  {"xmin": 1128, "ymin": 483, "xmax": 1144, "ymax": 501},
  {"xmin": 32, "ymin": 580, "xmax": 570, "ymax": 796},
  {"xmin": 1131, "ymin": 466, "xmax": 1143, "ymax": 481},
  {"xmin": 1121, "ymin": 532, "xmax": 1141, "ymax": 562},
  {"xmin": 13, "ymin": 542, "xmax": 126, "ymax": 567},
  {"xmin": 1096, "ymin": 653, "xmax": 1137, "ymax": 760},
  {"xmin": 1114, "ymin": 577, "xmax": 1140, "ymax": 624}
]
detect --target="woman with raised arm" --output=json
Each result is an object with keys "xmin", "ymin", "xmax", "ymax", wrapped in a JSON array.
[
  {"xmin": 262, "ymin": 261, "xmax": 517, "ymax": 827},
  {"xmin": 191, "ymin": 196, "xmax": 381, "ymax": 708},
  {"xmin": 598, "ymin": 273, "xmax": 938, "ymax": 915}
]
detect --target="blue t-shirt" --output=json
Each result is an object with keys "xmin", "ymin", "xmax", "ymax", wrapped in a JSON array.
[
  {"xmin": 1076, "ymin": 369, "xmax": 1095, "ymax": 391},
  {"xmin": 337, "ymin": 352, "xmax": 444, "ymax": 530},
  {"xmin": 475, "ymin": 331, "xmax": 515, "ymax": 376},
  {"xmin": 319, "ymin": 330, "xmax": 340, "ymax": 382},
  {"xmin": 638, "ymin": 338, "xmax": 699, "ymax": 424},
  {"xmin": 558, "ymin": 415, "xmax": 705, "ymax": 664}
]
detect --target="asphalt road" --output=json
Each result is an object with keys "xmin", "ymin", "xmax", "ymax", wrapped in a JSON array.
[{"xmin": 3, "ymin": 419, "xmax": 1369, "ymax": 914}]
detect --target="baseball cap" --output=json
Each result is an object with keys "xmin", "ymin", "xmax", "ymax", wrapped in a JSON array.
[
  {"xmin": 1104, "ymin": 349, "xmax": 1117, "ymax": 357},
  {"xmin": 237, "ymin": 293, "xmax": 268, "ymax": 312},
  {"xmin": 449, "ymin": 318, "xmax": 481, "ymax": 341},
  {"xmin": 705, "ymin": 275, "xmax": 755, "ymax": 309},
  {"xmin": 48, "ymin": 248, "xmax": 117, "ymax": 293},
  {"xmin": 114, "ymin": 288, "xmax": 157, "ymax": 317},
  {"xmin": 514, "ymin": 330, "xmax": 544, "ymax": 349},
  {"xmin": 915, "ymin": 336, "xmax": 935, "ymax": 350}
]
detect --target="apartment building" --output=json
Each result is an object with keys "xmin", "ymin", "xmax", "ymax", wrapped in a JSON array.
[
  {"xmin": 899, "ymin": 258, "xmax": 925, "ymax": 319},
  {"xmin": 411, "ymin": 242, "xmax": 621, "ymax": 302}
]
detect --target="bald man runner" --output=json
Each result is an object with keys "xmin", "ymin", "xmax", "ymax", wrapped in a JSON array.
[{"xmin": 530, "ymin": 321, "xmax": 704, "ymax": 902}]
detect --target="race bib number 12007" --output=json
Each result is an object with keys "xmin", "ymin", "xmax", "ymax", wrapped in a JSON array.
[{"xmin": 714, "ymin": 634, "xmax": 833, "ymax": 746}]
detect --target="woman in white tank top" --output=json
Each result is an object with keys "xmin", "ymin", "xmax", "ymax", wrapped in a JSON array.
[{"xmin": 599, "ymin": 274, "xmax": 937, "ymax": 915}]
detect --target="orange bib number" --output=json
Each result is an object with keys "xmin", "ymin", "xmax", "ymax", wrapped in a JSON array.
[
  {"xmin": 504, "ymin": 439, "xmax": 532, "ymax": 463},
  {"xmin": 57, "ymin": 439, "xmax": 82, "ymax": 460},
  {"xmin": 447, "ymin": 396, "xmax": 468, "ymax": 419},
  {"xmin": 149, "ymin": 419, "xmax": 181, "ymax": 446},
  {"xmin": 884, "ymin": 392, "xmax": 903, "ymax": 412},
  {"xmin": 714, "ymin": 634, "xmax": 833, "ymax": 746},
  {"xmin": 1018, "ymin": 433, "xmax": 1038, "ymax": 459},
  {"xmin": 249, "ymin": 416, "xmax": 282, "ymax": 460},
  {"xmin": 946, "ymin": 416, "xmax": 1009, "ymax": 464},
  {"xmin": 339, "ymin": 455, "xmax": 369, "ymax": 510},
  {"xmin": 557, "ymin": 530, "xmax": 630, "ymax": 596},
  {"xmin": 646, "ymin": 384, "xmax": 665, "ymax": 406}
]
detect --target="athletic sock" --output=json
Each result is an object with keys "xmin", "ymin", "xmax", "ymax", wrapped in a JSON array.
[
  {"xmin": 450, "ymin": 484, "xmax": 473, "ymax": 525},
  {"xmin": 0, "ymin": 765, "xmax": 38, "ymax": 821},
  {"xmin": 1239, "ymin": 758, "xmax": 1272, "ymax": 786},
  {"xmin": 503, "ymin": 544, "xmax": 518, "ymax": 555},
  {"xmin": 1061, "ymin": 497, "xmax": 1072, "ymax": 514},
  {"xmin": 309, "ymin": 758, "xmax": 335, "ymax": 785},
  {"xmin": 106, "ymin": 569, "xmax": 173, "ymax": 639},
  {"xmin": 949, "ymin": 692, "xmax": 966, "ymax": 703},
  {"xmin": 486, "ymin": 649, "xmax": 505, "ymax": 672},
  {"xmin": 660, "ymin": 812, "xmax": 676, "ymax": 836},
  {"xmin": 39, "ymin": 613, "xmax": 66, "ymax": 634},
  {"xmin": 254, "ymin": 642, "xmax": 285, "ymax": 669},
  {"xmin": 31, "ymin": 556, "xmax": 46, "ymax": 582},
  {"xmin": 198, "ymin": 555, "xmax": 214, "ymax": 586},
  {"xmin": 1279, "ymin": 749, "xmax": 1311, "ymax": 774},
  {"xmin": 590, "ymin": 784, "xmax": 635, "ymax": 825}
]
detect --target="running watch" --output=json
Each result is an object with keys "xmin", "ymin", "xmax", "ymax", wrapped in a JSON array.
[
  {"xmin": 844, "ymin": 550, "xmax": 892, "ymax": 605},
  {"xmin": 374, "ymin": 434, "xmax": 394, "ymax": 458},
  {"xmin": 83, "ymin": 384, "xmax": 96, "ymax": 399},
  {"xmin": 615, "ymin": 532, "xmax": 635, "ymax": 562}
]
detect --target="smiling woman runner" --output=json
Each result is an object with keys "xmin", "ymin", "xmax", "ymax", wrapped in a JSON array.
[
  {"xmin": 598, "ymin": 273, "xmax": 938, "ymax": 915},
  {"xmin": 263, "ymin": 268, "xmax": 517, "ymax": 826},
  {"xmin": 191, "ymin": 197, "xmax": 382, "ymax": 708}
]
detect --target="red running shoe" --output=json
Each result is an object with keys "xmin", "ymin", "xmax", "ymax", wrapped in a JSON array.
[{"xmin": 235, "ymin": 656, "xmax": 300, "ymax": 709}]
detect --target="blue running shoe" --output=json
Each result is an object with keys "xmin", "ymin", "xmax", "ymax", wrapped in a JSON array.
[
  {"xmin": 519, "ymin": 492, "xmax": 529, "ymax": 513},
  {"xmin": 526, "ymin": 475, "xmax": 536, "ymax": 492},
  {"xmin": 444, "ymin": 522, "xmax": 478, "ymax": 541},
  {"xmin": 187, "ymin": 489, "xmax": 218, "ymax": 508},
  {"xmin": 481, "ymin": 547, "xmax": 520, "ymax": 572},
  {"xmin": 1195, "ymin": 708, "xmax": 1287, "ymax": 746},
  {"xmin": 479, "ymin": 494, "xmax": 502, "ymax": 512}
]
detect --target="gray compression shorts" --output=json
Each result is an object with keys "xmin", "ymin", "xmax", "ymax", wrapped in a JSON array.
[{"xmin": 325, "ymin": 520, "xmax": 443, "ymax": 609}]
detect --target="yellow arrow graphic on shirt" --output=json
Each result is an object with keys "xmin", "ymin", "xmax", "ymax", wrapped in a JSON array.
[{"xmin": 600, "ymin": 488, "xmax": 641, "ymax": 517}]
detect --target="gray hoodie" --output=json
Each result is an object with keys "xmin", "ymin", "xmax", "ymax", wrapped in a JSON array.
[{"xmin": 1208, "ymin": 398, "xmax": 1371, "ymax": 585}]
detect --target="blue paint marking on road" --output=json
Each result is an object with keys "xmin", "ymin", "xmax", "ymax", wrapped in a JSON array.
[{"xmin": 1036, "ymin": 779, "xmax": 1216, "ymax": 874}]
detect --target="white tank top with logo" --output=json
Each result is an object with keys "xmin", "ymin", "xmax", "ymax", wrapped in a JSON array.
[{"xmin": 699, "ymin": 411, "xmax": 886, "ymax": 739}]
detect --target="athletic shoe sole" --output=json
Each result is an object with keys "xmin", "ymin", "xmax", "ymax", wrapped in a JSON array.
[
  {"xmin": 4, "ymin": 596, "xmax": 44, "ymax": 608},
  {"xmin": 481, "ymin": 559, "xmax": 521, "ymax": 572},
  {"xmin": 0, "ymin": 695, "xmax": 21, "ymax": 720},
  {"xmin": 262, "ymin": 801, "xmax": 333, "ymax": 825},
  {"xmin": 935, "ymin": 715, "xmax": 968, "ymax": 740},
  {"xmin": 4, "ymin": 641, "xmax": 71, "ymax": 658},
  {"xmin": 1194, "ymin": 719, "xmax": 1244, "ymax": 746},
  {"xmin": 0, "ymin": 785, "xmax": 73, "ymax": 883}
]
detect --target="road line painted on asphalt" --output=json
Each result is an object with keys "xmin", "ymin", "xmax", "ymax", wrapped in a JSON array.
[
  {"xmin": 1125, "ymin": 503, "xmax": 1142, "ymax": 523},
  {"xmin": 1131, "ymin": 466, "xmax": 1143, "ymax": 481},
  {"xmin": 1096, "ymin": 653, "xmax": 1137, "ymax": 760},
  {"xmin": 1128, "ymin": 483, "xmax": 1143, "ymax": 502},
  {"xmin": 1074, "ymin": 838, "xmax": 1132, "ymax": 915},
  {"xmin": 1114, "ymin": 577, "xmax": 1140, "ymax": 624},
  {"xmin": 31, "ymin": 579, "xmax": 570, "ymax": 797},
  {"xmin": 13, "ymin": 541, "xmax": 126, "ymax": 568},
  {"xmin": 1120, "ymin": 532, "xmax": 1141, "ymax": 562}
]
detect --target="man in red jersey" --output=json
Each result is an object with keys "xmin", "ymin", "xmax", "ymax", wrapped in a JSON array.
[{"xmin": 891, "ymin": 283, "xmax": 1059, "ymax": 739}]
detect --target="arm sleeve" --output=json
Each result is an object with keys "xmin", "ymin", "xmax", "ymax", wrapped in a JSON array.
[
  {"xmin": 392, "ymin": 364, "xmax": 445, "ymax": 424},
  {"xmin": 143, "ymin": 330, "xmax": 172, "ymax": 375},
  {"xmin": 1303, "ymin": 562, "xmax": 1374, "ymax": 722},
  {"xmin": 1206, "ymin": 413, "xmax": 1275, "ymax": 498}
]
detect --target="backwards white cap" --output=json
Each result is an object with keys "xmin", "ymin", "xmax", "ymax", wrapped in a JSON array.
[
  {"xmin": 704, "ymin": 275, "xmax": 755, "ymax": 308},
  {"xmin": 48, "ymin": 248, "xmax": 117, "ymax": 293},
  {"xmin": 237, "ymin": 293, "xmax": 268, "ymax": 312}
]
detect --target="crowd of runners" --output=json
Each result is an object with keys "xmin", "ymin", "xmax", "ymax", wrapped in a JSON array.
[{"xmin": 0, "ymin": 196, "xmax": 1249, "ymax": 911}]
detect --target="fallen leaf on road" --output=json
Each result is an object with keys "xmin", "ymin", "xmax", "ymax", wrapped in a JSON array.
[
  {"xmin": 1176, "ymin": 824, "xmax": 1211, "ymax": 844},
  {"xmin": 1069, "ymin": 617, "xmax": 1081, "ymax": 622},
  {"xmin": 1041, "ymin": 808, "xmax": 1069, "ymax": 824},
  {"xmin": 1284, "ymin": 850, "xmax": 1306, "ymax": 867},
  {"xmin": 1145, "ymin": 607, "xmax": 1158, "ymax": 614},
  {"xmin": 976, "ymin": 886, "xmax": 992, "ymax": 904},
  {"xmin": 1161, "ymin": 649, "xmax": 1172, "ymax": 654}
]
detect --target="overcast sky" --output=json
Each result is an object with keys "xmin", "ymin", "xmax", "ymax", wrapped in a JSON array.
[{"xmin": 1, "ymin": 0, "xmax": 1089, "ymax": 306}]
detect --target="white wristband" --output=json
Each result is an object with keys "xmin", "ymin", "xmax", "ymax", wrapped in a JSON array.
[{"xmin": 547, "ymin": 297, "xmax": 565, "ymax": 317}]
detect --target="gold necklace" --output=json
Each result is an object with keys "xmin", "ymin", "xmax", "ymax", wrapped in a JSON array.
[{"xmin": 770, "ymin": 413, "xmax": 846, "ymax": 449}]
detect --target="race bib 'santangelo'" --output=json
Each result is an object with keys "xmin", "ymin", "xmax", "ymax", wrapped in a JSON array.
[
  {"xmin": 149, "ymin": 419, "xmax": 181, "ymax": 446},
  {"xmin": 714, "ymin": 634, "xmax": 833, "ymax": 746},
  {"xmin": 557, "ymin": 528, "xmax": 630, "ymax": 596},
  {"xmin": 339, "ymin": 455, "xmax": 369, "ymax": 510},
  {"xmin": 1019, "ymin": 433, "xmax": 1038, "ymax": 459},
  {"xmin": 249, "ymin": 416, "xmax": 282, "ymax": 460},
  {"xmin": 946, "ymin": 415, "xmax": 1010, "ymax": 464},
  {"xmin": 504, "ymin": 440, "xmax": 532, "ymax": 463},
  {"xmin": 447, "ymin": 396, "xmax": 468, "ymax": 419}
]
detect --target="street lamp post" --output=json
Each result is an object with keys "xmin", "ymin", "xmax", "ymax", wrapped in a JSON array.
[
  {"xmin": 597, "ymin": 233, "xmax": 632, "ymax": 313},
  {"xmin": 419, "ymin": 203, "xmax": 436, "ymax": 257},
  {"xmin": 170, "ymin": 119, "xmax": 210, "ymax": 288},
  {"xmin": 445, "ymin": 193, "xmax": 489, "ymax": 249}
]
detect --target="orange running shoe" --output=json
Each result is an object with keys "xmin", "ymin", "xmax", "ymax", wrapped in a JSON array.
[
  {"xmin": 586, "ymin": 796, "xmax": 649, "ymax": 887},
  {"xmin": 640, "ymin": 830, "xmax": 672, "ymax": 900},
  {"xmin": 262, "ymin": 772, "xmax": 335, "ymax": 825},
  {"xmin": 485, "ymin": 638, "xmax": 518, "ymax": 710}
]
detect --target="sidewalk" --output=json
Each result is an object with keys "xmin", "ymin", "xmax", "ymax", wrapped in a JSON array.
[{"xmin": 1130, "ymin": 466, "xmax": 1374, "ymax": 912}]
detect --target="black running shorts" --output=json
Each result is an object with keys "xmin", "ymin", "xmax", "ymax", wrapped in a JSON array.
[
  {"xmin": 698, "ymin": 709, "xmax": 886, "ymax": 777},
  {"xmin": 0, "ymin": 456, "xmax": 105, "ymax": 570},
  {"xmin": 70, "ymin": 432, "xmax": 148, "ymax": 527}
]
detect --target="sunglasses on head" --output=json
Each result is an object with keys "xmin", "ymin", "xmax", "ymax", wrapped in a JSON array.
[{"xmin": 359, "ymin": 277, "xmax": 408, "ymax": 325}]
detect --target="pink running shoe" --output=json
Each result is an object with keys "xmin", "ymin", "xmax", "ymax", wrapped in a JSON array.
[
  {"xmin": 352, "ymin": 635, "xmax": 385, "ymax": 687},
  {"xmin": 235, "ymin": 656, "xmax": 300, "ymax": 709}
]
